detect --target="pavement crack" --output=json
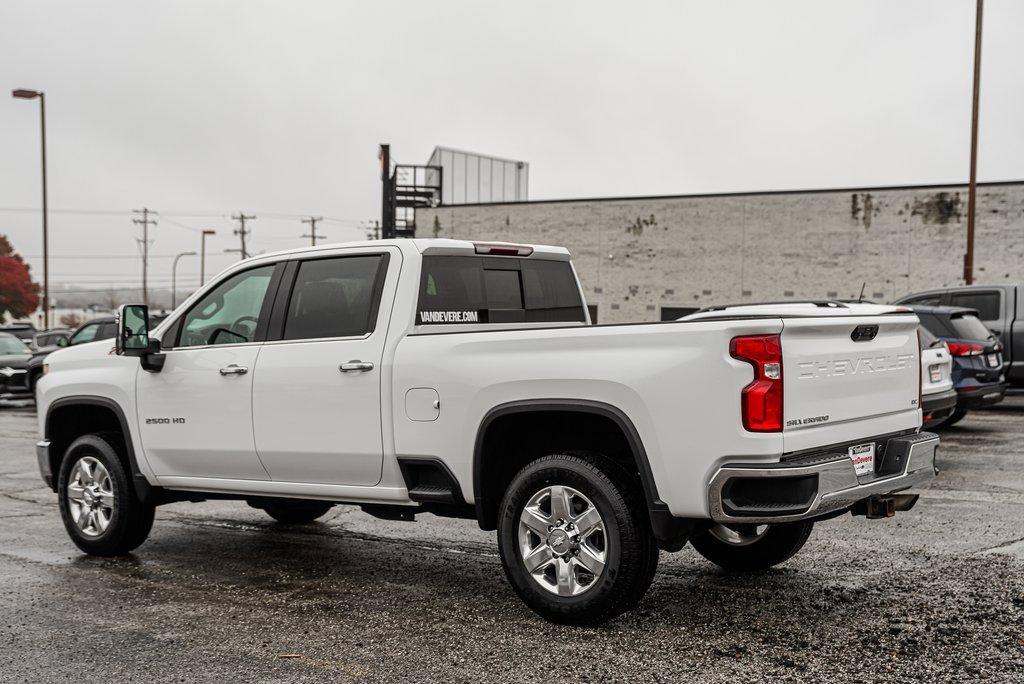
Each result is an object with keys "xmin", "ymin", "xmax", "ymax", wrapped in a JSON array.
[{"xmin": 977, "ymin": 536, "xmax": 1024, "ymax": 554}]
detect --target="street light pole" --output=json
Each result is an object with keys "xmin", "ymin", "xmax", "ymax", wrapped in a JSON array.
[
  {"xmin": 171, "ymin": 251, "xmax": 196, "ymax": 309},
  {"xmin": 12, "ymin": 89, "xmax": 49, "ymax": 329},
  {"xmin": 964, "ymin": 0, "xmax": 984, "ymax": 285},
  {"xmin": 200, "ymin": 229, "xmax": 215, "ymax": 285}
]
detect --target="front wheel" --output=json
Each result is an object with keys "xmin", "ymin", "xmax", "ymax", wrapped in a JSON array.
[
  {"xmin": 57, "ymin": 433, "xmax": 155, "ymax": 556},
  {"xmin": 497, "ymin": 454, "xmax": 658, "ymax": 625},
  {"xmin": 690, "ymin": 521, "xmax": 813, "ymax": 572}
]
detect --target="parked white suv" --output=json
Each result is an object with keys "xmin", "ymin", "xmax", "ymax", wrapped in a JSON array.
[
  {"xmin": 35, "ymin": 239, "xmax": 939, "ymax": 624},
  {"xmin": 919, "ymin": 326, "xmax": 956, "ymax": 428}
]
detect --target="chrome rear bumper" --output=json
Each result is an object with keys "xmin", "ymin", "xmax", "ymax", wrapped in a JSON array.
[{"xmin": 708, "ymin": 432, "xmax": 939, "ymax": 524}]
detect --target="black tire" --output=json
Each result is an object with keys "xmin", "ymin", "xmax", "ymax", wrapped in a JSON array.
[
  {"xmin": 690, "ymin": 521, "xmax": 813, "ymax": 572},
  {"xmin": 497, "ymin": 454, "xmax": 658, "ymax": 625},
  {"xmin": 938, "ymin": 407, "xmax": 968, "ymax": 428},
  {"xmin": 261, "ymin": 500, "xmax": 334, "ymax": 525},
  {"xmin": 57, "ymin": 433, "xmax": 155, "ymax": 556}
]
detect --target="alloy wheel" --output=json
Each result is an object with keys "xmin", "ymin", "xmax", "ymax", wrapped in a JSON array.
[
  {"xmin": 66, "ymin": 456, "xmax": 115, "ymax": 538},
  {"xmin": 518, "ymin": 485, "xmax": 607, "ymax": 596}
]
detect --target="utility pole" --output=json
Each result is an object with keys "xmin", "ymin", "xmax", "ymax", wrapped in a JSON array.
[
  {"xmin": 301, "ymin": 216, "xmax": 325, "ymax": 246},
  {"xmin": 132, "ymin": 208, "xmax": 158, "ymax": 307},
  {"xmin": 964, "ymin": 0, "xmax": 984, "ymax": 285},
  {"xmin": 231, "ymin": 212, "xmax": 255, "ymax": 259}
]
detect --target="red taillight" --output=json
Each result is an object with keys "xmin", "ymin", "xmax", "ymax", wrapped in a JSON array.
[
  {"xmin": 730, "ymin": 334, "xmax": 783, "ymax": 432},
  {"xmin": 946, "ymin": 341, "xmax": 984, "ymax": 357}
]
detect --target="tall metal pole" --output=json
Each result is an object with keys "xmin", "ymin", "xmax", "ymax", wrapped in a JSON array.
[
  {"xmin": 11, "ymin": 89, "xmax": 49, "ymax": 329},
  {"xmin": 964, "ymin": 0, "xmax": 984, "ymax": 285},
  {"xmin": 171, "ymin": 251, "xmax": 196, "ymax": 309},
  {"xmin": 200, "ymin": 229, "xmax": 215, "ymax": 285},
  {"xmin": 39, "ymin": 93, "xmax": 49, "ymax": 330}
]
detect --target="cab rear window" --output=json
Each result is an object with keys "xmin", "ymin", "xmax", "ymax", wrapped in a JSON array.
[{"xmin": 418, "ymin": 256, "xmax": 585, "ymax": 325}]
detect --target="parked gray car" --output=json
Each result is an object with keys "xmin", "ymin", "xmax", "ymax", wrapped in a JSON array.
[{"xmin": 895, "ymin": 283, "xmax": 1023, "ymax": 386}]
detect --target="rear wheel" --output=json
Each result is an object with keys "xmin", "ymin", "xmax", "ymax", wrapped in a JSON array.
[
  {"xmin": 497, "ymin": 454, "xmax": 657, "ymax": 625},
  {"xmin": 57, "ymin": 433, "xmax": 155, "ymax": 556},
  {"xmin": 690, "ymin": 521, "xmax": 813, "ymax": 572},
  {"xmin": 261, "ymin": 500, "xmax": 334, "ymax": 525}
]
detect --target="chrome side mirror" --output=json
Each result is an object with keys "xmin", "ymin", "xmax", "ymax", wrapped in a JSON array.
[
  {"xmin": 116, "ymin": 304, "xmax": 164, "ymax": 372},
  {"xmin": 116, "ymin": 304, "xmax": 150, "ymax": 355}
]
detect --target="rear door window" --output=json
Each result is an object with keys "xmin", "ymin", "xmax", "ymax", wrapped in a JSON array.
[
  {"xmin": 916, "ymin": 313, "xmax": 951, "ymax": 339},
  {"xmin": 283, "ymin": 255, "xmax": 387, "ymax": 340},
  {"xmin": 418, "ymin": 256, "xmax": 584, "ymax": 325},
  {"xmin": 950, "ymin": 291, "xmax": 1001, "ymax": 322},
  {"xmin": 949, "ymin": 313, "xmax": 993, "ymax": 341}
]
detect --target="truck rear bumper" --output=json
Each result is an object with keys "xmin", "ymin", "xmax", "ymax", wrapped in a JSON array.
[{"xmin": 707, "ymin": 432, "xmax": 939, "ymax": 524}]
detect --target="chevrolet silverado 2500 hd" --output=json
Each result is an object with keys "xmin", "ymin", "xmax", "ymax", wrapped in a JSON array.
[{"xmin": 35, "ymin": 239, "xmax": 939, "ymax": 624}]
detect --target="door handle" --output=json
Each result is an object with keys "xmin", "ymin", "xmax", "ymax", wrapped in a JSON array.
[
  {"xmin": 339, "ymin": 360, "xmax": 374, "ymax": 373},
  {"xmin": 219, "ymin": 364, "xmax": 249, "ymax": 376}
]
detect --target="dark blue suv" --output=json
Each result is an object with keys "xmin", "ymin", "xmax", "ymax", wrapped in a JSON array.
[{"xmin": 907, "ymin": 305, "xmax": 1007, "ymax": 426}]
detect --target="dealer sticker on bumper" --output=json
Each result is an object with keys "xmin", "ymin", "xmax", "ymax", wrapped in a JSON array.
[{"xmin": 849, "ymin": 443, "xmax": 876, "ymax": 477}]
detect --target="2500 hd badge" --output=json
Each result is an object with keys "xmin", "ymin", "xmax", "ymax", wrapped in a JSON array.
[{"xmin": 145, "ymin": 417, "xmax": 186, "ymax": 424}]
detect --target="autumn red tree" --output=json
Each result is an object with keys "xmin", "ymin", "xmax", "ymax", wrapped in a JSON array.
[{"xmin": 0, "ymin": 235, "xmax": 41, "ymax": 324}]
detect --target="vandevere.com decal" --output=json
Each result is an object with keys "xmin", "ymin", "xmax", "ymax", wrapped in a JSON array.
[{"xmin": 419, "ymin": 310, "xmax": 480, "ymax": 323}]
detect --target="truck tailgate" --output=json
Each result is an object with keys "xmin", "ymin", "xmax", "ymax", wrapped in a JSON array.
[{"xmin": 782, "ymin": 313, "xmax": 921, "ymax": 453}]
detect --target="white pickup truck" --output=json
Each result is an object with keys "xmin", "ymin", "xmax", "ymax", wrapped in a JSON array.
[{"xmin": 35, "ymin": 238, "xmax": 939, "ymax": 624}]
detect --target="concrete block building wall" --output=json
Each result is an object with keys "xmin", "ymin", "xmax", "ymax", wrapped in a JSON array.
[{"xmin": 416, "ymin": 182, "xmax": 1024, "ymax": 323}]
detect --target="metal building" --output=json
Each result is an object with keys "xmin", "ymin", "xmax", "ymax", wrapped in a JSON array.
[{"xmin": 426, "ymin": 146, "xmax": 529, "ymax": 205}]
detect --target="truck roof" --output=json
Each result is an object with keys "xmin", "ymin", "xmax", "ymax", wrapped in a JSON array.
[{"xmin": 249, "ymin": 238, "xmax": 572, "ymax": 262}]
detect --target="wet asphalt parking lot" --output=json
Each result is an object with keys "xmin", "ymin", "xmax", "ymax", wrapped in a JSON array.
[{"xmin": 0, "ymin": 399, "xmax": 1022, "ymax": 683}]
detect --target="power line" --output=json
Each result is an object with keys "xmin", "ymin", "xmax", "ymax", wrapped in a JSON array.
[
  {"xmin": 0, "ymin": 206, "xmax": 367, "ymax": 224},
  {"xmin": 132, "ymin": 208, "xmax": 157, "ymax": 307}
]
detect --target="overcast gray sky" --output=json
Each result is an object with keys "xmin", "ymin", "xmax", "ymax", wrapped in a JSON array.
[{"xmin": 2, "ymin": 0, "xmax": 1023, "ymax": 294}]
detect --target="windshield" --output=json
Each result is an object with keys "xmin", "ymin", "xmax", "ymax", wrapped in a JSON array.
[{"xmin": 0, "ymin": 333, "xmax": 30, "ymax": 354}]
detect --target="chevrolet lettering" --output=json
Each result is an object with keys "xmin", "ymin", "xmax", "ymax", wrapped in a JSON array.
[{"xmin": 796, "ymin": 353, "xmax": 915, "ymax": 380}]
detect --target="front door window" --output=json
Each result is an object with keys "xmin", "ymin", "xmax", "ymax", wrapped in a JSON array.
[{"xmin": 179, "ymin": 265, "xmax": 275, "ymax": 347}]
